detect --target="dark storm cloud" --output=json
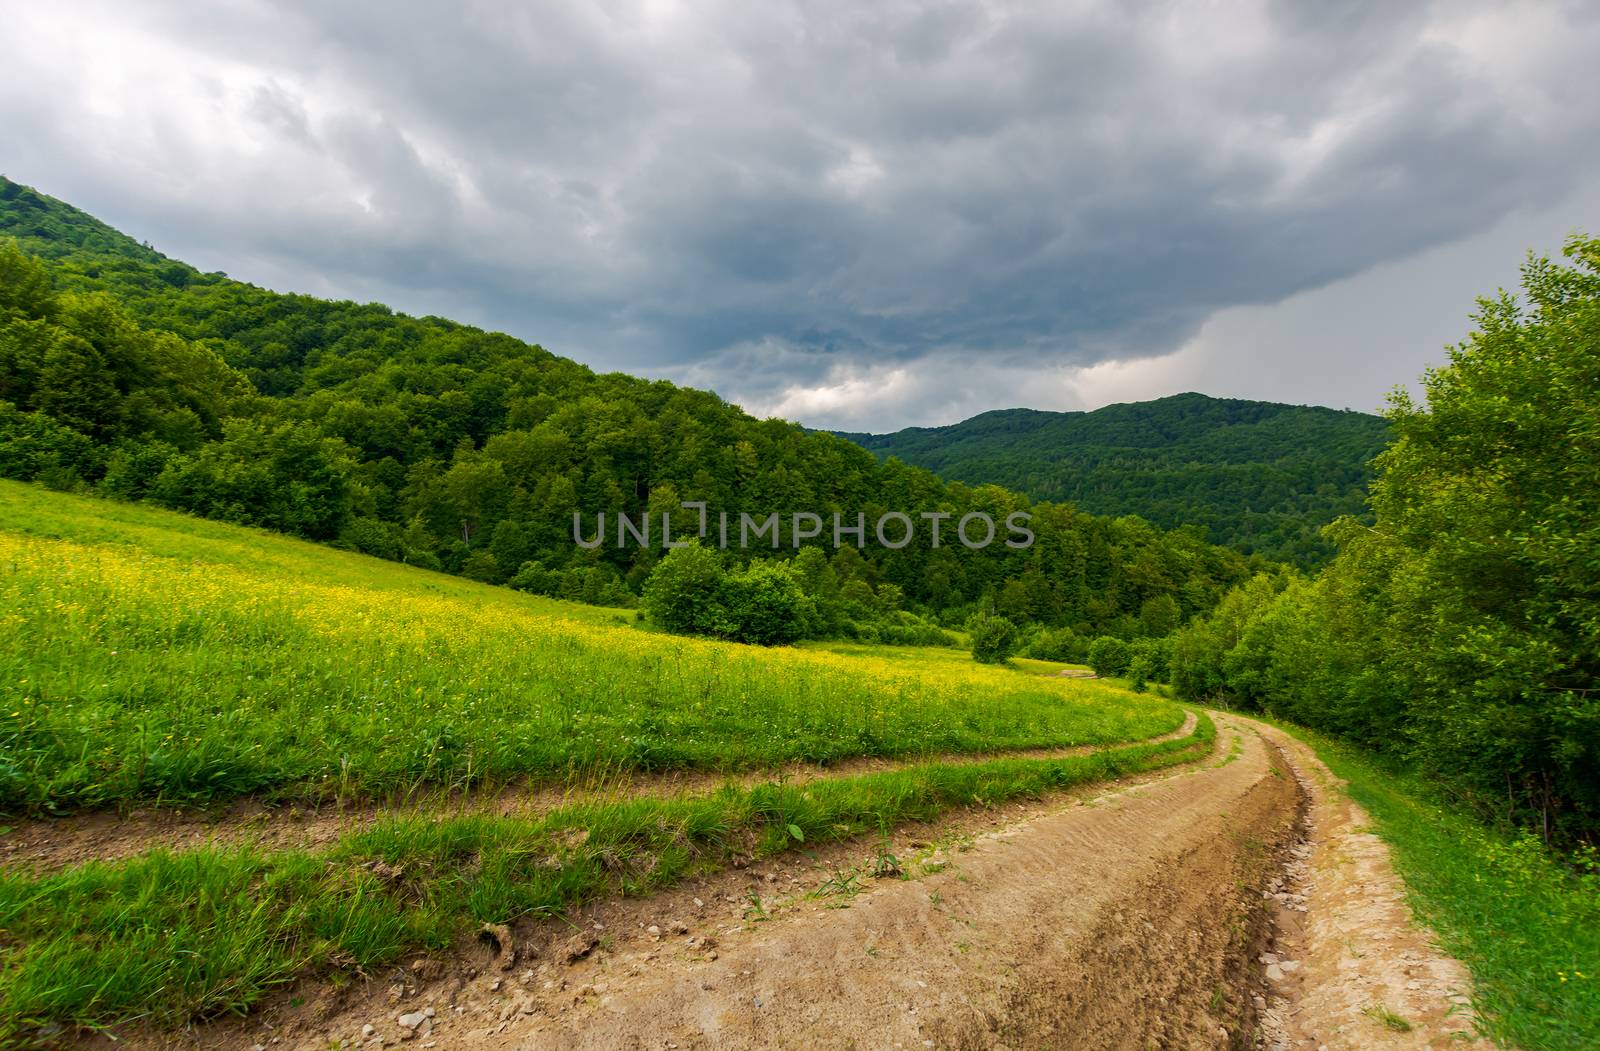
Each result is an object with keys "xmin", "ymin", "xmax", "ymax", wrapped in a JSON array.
[{"xmin": 3, "ymin": 0, "xmax": 1598, "ymax": 426}]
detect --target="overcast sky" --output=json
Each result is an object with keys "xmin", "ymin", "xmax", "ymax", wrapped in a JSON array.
[{"xmin": 3, "ymin": 1, "xmax": 1597, "ymax": 430}]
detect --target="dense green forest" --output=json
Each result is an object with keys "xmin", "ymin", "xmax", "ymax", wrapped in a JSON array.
[
  {"xmin": 838, "ymin": 394, "xmax": 1389, "ymax": 567},
  {"xmin": 1169, "ymin": 237, "xmax": 1600, "ymax": 845},
  {"xmin": 0, "ymin": 176, "xmax": 1267, "ymax": 645}
]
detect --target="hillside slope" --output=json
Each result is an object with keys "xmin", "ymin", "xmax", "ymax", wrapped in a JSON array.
[
  {"xmin": 0, "ymin": 478, "xmax": 1217, "ymax": 1038},
  {"xmin": 0, "ymin": 478, "xmax": 1182, "ymax": 813},
  {"xmin": 839, "ymin": 394, "xmax": 1389, "ymax": 566},
  {"xmin": 0, "ymin": 176, "xmax": 1265, "ymax": 638}
]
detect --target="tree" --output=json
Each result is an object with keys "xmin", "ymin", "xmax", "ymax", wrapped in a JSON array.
[
  {"xmin": 1022, "ymin": 625, "xmax": 1086, "ymax": 663},
  {"xmin": 641, "ymin": 542, "xmax": 728, "ymax": 635},
  {"xmin": 441, "ymin": 457, "xmax": 507, "ymax": 545},
  {"xmin": 968, "ymin": 612, "xmax": 1019, "ymax": 664},
  {"xmin": 460, "ymin": 549, "xmax": 502, "ymax": 583},
  {"xmin": 150, "ymin": 420, "xmax": 354, "ymax": 539},
  {"xmin": 0, "ymin": 242, "xmax": 57, "ymax": 319},
  {"xmin": 791, "ymin": 545, "xmax": 837, "ymax": 597},
  {"xmin": 1127, "ymin": 655, "xmax": 1152, "ymax": 692},
  {"xmin": 1127, "ymin": 636, "xmax": 1172, "ymax": 685},
  {"xmin": 1087, "ymin": 636, "xmax": 1131, "ymax": 677},
  {"xmin": 1357, "ymin": 236, "xmax": 1600, "ymax": 836},
  {"xmin": 717, "ymin": 561, "xmax": 813, "ymax": 645},
  {"xmin": 508, "ymin": 560, "xmax": 555, "ymax": 595},
  {"xmin": 1167, "ymin": 237, "xmax": 1600, "ymax": 843},
  {"xmin": 1139, "ymin": 593, "xmax": 1182, "ymax": 636}
]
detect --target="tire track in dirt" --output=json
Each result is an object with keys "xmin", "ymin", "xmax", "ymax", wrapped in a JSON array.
[
  {"xmin": 3, "ymin": 713, "xmax": 1198, "ymax": 873},
  {"xmin": 183, "ymin": 712, "xmax": 1295, "ymax": 1050},
  {"xmin": 42, "ymin": 712, "xmax": 1491, "ymax": 1051},
  {"xmin": 211, "ymin": 715, "xmax": 1486, "ymax": 1050}
]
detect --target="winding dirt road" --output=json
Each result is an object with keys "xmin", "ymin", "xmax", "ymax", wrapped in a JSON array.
[{"xmin": 161, "ymin": 714, "xmax": 1486, "ymax": 1051}]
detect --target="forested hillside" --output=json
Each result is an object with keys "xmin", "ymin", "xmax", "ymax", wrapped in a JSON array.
[
  {"xmin": 1170, "ymin": 237, "xmax": 1600, "ymax": 845},
  {"xmin": 0, "ymin": 176, "xmax": 1265, "ymax": 642},
  {"xmin": 839, "ymin": 395, "xmax": 1389, "ymax": 567}
]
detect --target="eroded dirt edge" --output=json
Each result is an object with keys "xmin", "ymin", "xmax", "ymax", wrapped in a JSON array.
[{"xmin": 1241, "ymin": 718, "xmax": 1486, "ymax": 1051}]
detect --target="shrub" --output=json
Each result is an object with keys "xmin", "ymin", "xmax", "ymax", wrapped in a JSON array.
[
  {"xmin": 716, "ymin": 560, "xmax": 813, "ymax": 645},
  {"xmin": 878, "ymin": 620, "xmax": 961, "ymax": 648},
  {"xmin": 1022, "ymin": 626, "xmax": 1087, "ymax": 663},
  {"xmin": 642, "ymin": 550, "xmax": 810, "ymax": 645},
  {"xmin": 1128, "ymin": 636, "xmax": 1173, "ymax": 683},
  {"xmin": 1087, "ymin": 635, "xmax": 1132, "ymax": 677},
  {"xmin": 968, "ymin": 612, "xmax": 1020, "ymax": 664},
  {"xmin": 1139, "ymin": 593, "xmax": 1182, "ymax": 636},
  {"xmin": 339, "ymin": 516, "xmax": 402, "ymax": 561},
  {"xmin": 149, "ymin": 420, "xmax": 354, "ymax": 540},
  {"xmin": 508, "ymin": 560, "xmax": 555, "ymax": 595},
  {"xmin": 641, "ymin": 542, "xmax": 728, "ymax": 635},
  {"xmin": 580, "ymin": 565, "xmax": 634, "ymax": 608},
  {"xmin": 459, "ymin": 549, "xmax": 503, "ymax": 584}
]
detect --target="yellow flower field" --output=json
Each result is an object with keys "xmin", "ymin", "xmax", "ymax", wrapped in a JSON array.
[{"xmin": 0, "ymin": 481, "xmax": 1181, "ymax": 812}]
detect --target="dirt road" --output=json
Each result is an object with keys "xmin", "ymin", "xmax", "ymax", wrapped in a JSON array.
[
  {"xmin": 183, "ymin": 715, "xmax": 1483, "ymax": 1050},
  {"xmin": 5, "ymin": 714, "xmax": 1198, "ymax": 875}
]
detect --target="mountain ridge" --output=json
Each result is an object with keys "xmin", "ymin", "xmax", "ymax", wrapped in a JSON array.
[{"xmin": 835, "ymin": 393, "xmax": 1389, "ymax": 566}]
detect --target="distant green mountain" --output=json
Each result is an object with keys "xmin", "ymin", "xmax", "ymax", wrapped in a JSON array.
[{"xmin": 836, "ymin": 394, "xmax": 1389, "ymax": 566}]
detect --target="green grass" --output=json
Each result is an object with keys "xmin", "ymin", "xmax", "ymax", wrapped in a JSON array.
[
  {"xmin": 1277, "ymin": 723, "xmax": 1600, "ymax": 1050},
  {"xmin": 799, "ymin": 640, "xmax": 1081, "ymax": 678},
  {"xmin": 0, "ymin": 479, "xmax": 633, "ymax": 622},
  {"xmin": 0, "ymin": 481, "xmax": 1182, "ymax": 814},
  {"xmin": 799, "ymin": 641, "xmax": 1090, "ymax": 682},
  {"xmin": 1362, "ymin": 1003, "xmax": 1414, "ymax": 1033},
  {"xmin": 0, "ymin": 713, "xmax": 1215, "ymax": 1041},
  {"xmin": 0, "ymin": 483, "xmax": 1214, "ymax": 1042}
]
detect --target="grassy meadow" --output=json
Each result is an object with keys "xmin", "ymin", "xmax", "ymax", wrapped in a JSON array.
[
  {"xmin": 0, "ymin": 480, "xmax": 1182, "ymax": 814},
  {"xmin": 0, "ymin": 481, "xmax": 1215, "ymax": 1040},
  {"xmin": 800, "ymin": 638, "xmax": 1089, "ymax": 679}
]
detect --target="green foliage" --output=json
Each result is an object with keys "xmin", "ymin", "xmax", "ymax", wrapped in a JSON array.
[
  {"xmin": 967, "ymin": 611, "xmax": 1020, "ymax": 664},
  {"xmin": 1168, "ymin": 573, "xmax": 1288, "ymax": 701},
  {"xmin": 716, "ymin": 559, "xmax": 815, "ymax": 646},
  {"xmin": 0, "ymin": 176, "xmax": 1268, "ymax": 647},
  {"xmin": 641, "ymin": 543, "xmax": 729, "ymax": 636},
  {"xmin": 503, "ymin": 559, "xmax": 633, "ymax": 607},
  {"xmin": 840, "ymin": 392, "xmax": 1389, "ymax": 567},
  {"xmin": 1361, "ymin": 239, "xmax": 1600, "ymax": 837},
  {"xmin": 1126, "ymin": 636, "xmax": 1172, "ymax": 685},
  {"xmin": 639, "ymin": 548, "xmax": 832, "ymax": 646},
  {"xmin": 0, "ymin": 402, "xmax": 100, "ymax": 488},
  {"xmin": 0, "ymin": 713, "xmax": 1214, "ymax": 1039},
  {"xmin": 0, "ymin": 244, "xmax": 247, "ymax": 450},
  {"xmin": 148, "ymin": 419, "xmax": 356, "ymax": 539},
  {"xmin": 1172, "ymin": 237, "xmax": 1600, "ymax": 842},
  {"xmin": 1087, "ymin": 635, "xmax": 1132, "ymax": 677},
  {"xmin": 1020, "ymin": 625, "xmax": 1088, "ymax": 663}
]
